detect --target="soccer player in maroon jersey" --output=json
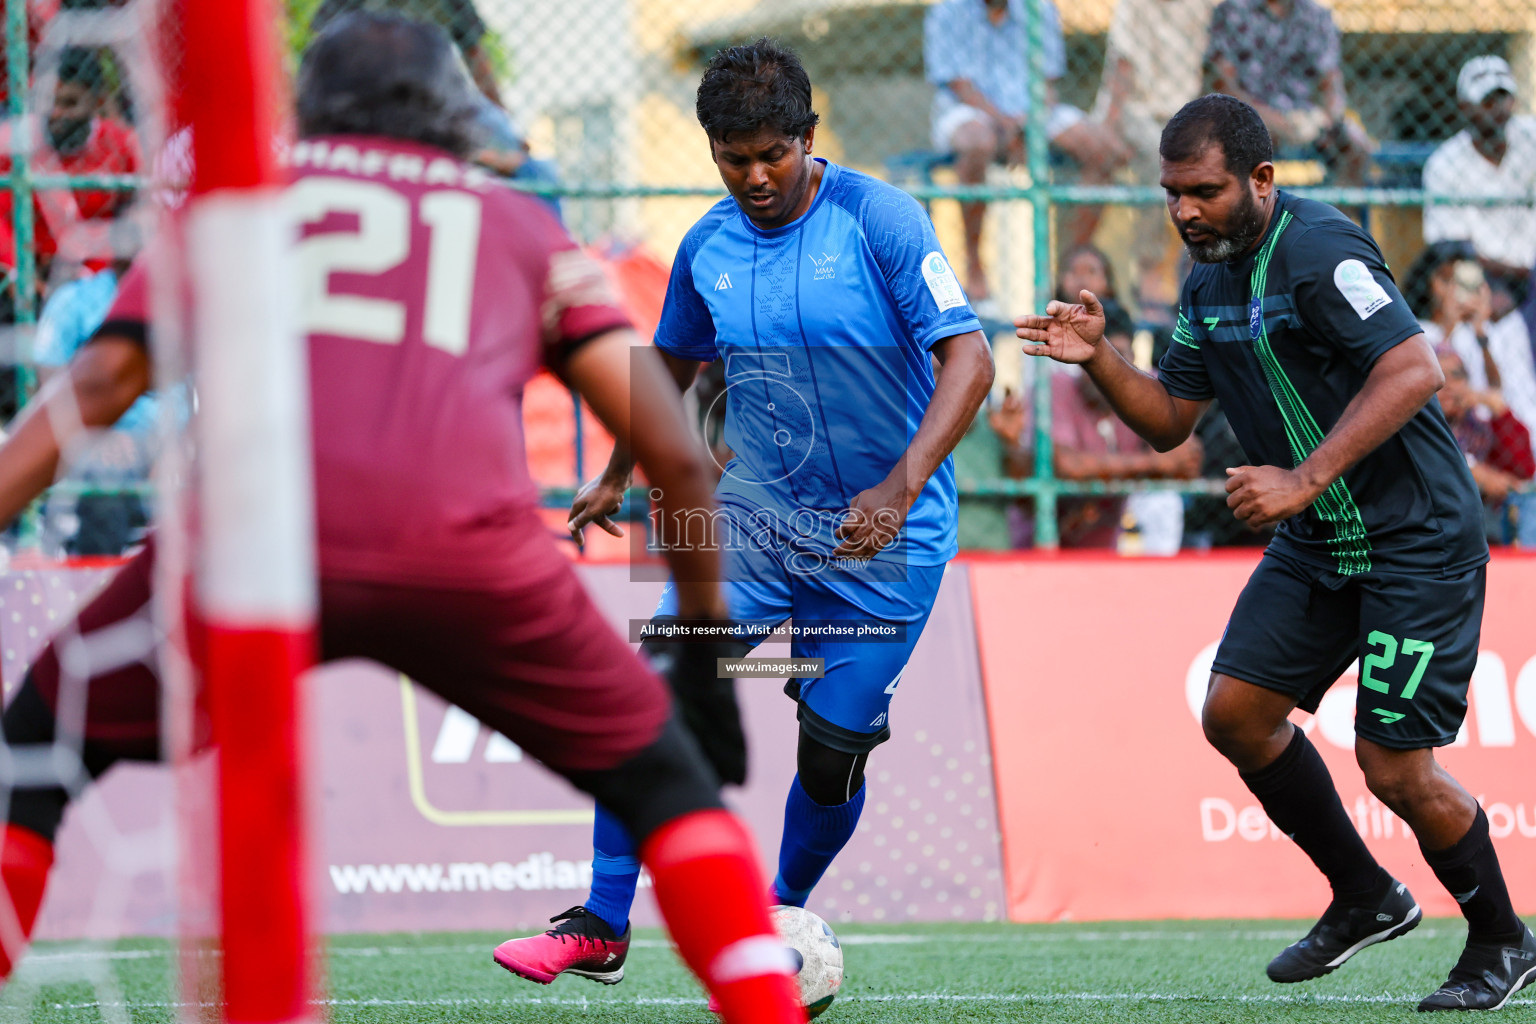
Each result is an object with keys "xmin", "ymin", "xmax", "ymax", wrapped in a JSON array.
[{"xmin": 0, "ymin": 15, "xmax": 804, "ymax": 1022}]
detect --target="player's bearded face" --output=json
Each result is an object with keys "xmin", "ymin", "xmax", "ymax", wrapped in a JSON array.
[
  {"xmin": 1176, "ymin": 181, "xmax": 1265, "ymax": 264},
  {"xmin": 711, "ymin": 128, "xmax": 817, "ymax": 229}
]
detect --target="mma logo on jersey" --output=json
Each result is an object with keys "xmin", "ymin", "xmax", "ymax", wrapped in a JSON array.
[
  {"xmin": 715, "ymin": 272, "xmax": 733, "ymax": 291},
  {"xmin": 807, "ymin": 251, "xmax": 839, "ymax": 281},
  {"xmin": 1248, "ymin": 297, "xmax": 1263, "ymax": 340}
]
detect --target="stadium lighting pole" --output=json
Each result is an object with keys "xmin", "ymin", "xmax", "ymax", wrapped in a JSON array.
[{"xmin": 179, "ymin": 0, "xmax": 319, "ymax": 1022}]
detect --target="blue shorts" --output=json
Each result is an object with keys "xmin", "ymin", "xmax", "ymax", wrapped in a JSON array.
[{"xmin": 654, "ymin": 503, "xmax": 946, "ymax": 753}]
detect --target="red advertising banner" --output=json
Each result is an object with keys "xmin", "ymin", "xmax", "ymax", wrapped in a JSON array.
[
  {"xmin": 970, "ymin": 551, "xmax": 1536, "ymax": 922},
  {"xmin": 14, "ymin": 563, "xmax": 1003, "ymax": 938}
]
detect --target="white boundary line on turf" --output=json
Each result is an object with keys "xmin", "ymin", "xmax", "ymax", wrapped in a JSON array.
[
  {"xmin": 25, "ymin": 927, "xmax": 1461, "ymax": 963},
  {"xmin": 41, "ymin": 992, "xmax": 1536, "ymax": 1011}
]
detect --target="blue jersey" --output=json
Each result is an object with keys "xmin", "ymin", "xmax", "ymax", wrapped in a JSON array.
[{"xmin": 654, "ymin": 159, "xmax": 981, "ymax": 567}]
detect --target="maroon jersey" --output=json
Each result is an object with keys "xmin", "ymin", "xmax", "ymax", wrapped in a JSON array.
[{"xmin": 102, "ymin": 135, "xmax": 631, "ymax": 586}]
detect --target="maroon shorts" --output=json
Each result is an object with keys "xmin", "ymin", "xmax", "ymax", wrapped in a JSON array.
[{"xmin": 27, "ymin": 537, "xmax": 671, "ymax": 775}]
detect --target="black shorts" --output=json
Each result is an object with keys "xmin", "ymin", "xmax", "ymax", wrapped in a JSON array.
[{"xmin": 1211, "ymin": 549, "xmax": 1486, "ymax": 750}]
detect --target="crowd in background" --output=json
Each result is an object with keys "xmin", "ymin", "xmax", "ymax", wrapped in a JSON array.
[
  {"xmin": 2, "ymin": 0, "xmax": 1534, "ymax": 555},
  {"xmin": 924, "ymin": 0, "xmax": 1536, "ymax": 550}
]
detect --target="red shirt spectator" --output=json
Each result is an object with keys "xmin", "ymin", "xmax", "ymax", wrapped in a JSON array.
[{"xmin": 0, "ymin": 46, "xmax": 141, "ymax": 269}]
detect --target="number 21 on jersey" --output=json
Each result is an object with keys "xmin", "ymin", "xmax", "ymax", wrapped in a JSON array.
[{"xmin": 290, "ymin": 176, "xmax": 481, "ymax": 355}]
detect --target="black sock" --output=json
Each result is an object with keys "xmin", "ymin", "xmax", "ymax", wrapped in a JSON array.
[
  {"xmin": 1239, "ymin": 726, "xmax": 1382, "ymax": 900},
  {"xmin": 1421, "ymin": 806, "xmax": 1525, "ymax": 944}
]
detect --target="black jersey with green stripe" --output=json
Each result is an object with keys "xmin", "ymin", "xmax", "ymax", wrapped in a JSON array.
[{"xmin": 1157, "ymin": 191, "xmax": 1487, "ymax": 578}]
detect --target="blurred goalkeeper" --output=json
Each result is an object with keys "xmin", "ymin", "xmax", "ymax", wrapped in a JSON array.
[
  {"xmin": 495, "ymin": 38, "xmax": 993, "ymax": 992},
  {"xmin": 1018, "ymin": 93, "xmax": 1533, "ymax": 1012},
  {"xmin": 0, "ymin": 15, "xmax": 806, "ymax": 1023}
]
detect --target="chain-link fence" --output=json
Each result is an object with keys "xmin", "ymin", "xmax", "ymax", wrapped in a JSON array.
[{"xmin": 4, "ymin": 0, "xmax": 1535, "ymax": 555}]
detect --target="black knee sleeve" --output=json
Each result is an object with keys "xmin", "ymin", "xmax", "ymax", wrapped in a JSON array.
[
  {"xmin": 797, "ymin": 728, "xmax": 868, "ymax": 806},
  {"xmin": 0, "ymin": 675, "xmax": 117, "ymax": 843},
  {"xmin": 566, "ymin": 714, "xmax": 725, "ymax": 846}
]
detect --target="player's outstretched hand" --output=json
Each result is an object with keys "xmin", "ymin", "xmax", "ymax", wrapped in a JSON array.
[
  {"xmin": 568, "ymin": 473, "xmax": 629, "ymax": 544},
  {"xmin": 1014, "ymin": 290, "xmax": 1107, "ymax": 365},
  {"xmin": 1225, "ymin": 464, "xmax": 1322, "ymax": 528},
  {"xmin": 835, "ymin": 475, "xmax": 911, "ymax": 560},
  {"xmin": 644, "ymin": 622, "xmax": 749, "ymax": 786}
]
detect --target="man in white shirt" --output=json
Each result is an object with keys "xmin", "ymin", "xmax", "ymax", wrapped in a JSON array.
[{"xmin": 1423, "ymin": 56, "xmax": 1536, "ymax": 317}]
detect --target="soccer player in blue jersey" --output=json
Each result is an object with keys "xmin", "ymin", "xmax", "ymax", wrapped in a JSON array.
[
  {"xmin": 1020, "ymin": 94, "xmax": 1534, "ymax": 1011},
  {"xmin": 494, "ymin": 38, "xmax": 994, "ymax": 987}
]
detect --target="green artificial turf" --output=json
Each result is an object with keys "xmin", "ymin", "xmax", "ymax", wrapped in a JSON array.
[{"xmin": 8, "ymin": 919, "xmax": 1534, "ymax": 1023}]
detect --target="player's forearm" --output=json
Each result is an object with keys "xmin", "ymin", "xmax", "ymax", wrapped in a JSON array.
[
  {"xmin": 948, "ymin": 80, "xmax": 1009, "ymax": 126},
  {"xmin": 1295, "ymin": 335, "xmax": 1442, "ymax": 497},
  {"xmin": 1082, "ymin": 343, "xmax": 1192, "ymax": 451},
  {"xmin": 898, "ymin": 332, "xmax": 992, "ymax": 500},
  {"xmin": 1054, "ymin": 447, "xmax": 1155, "ymax": 481},
  {"xmin": 0, "ymin": 339, "xmax": 149, "ymax": 526},
  {"xmin": 599, "ymin": 351, "xmax": 702, "ymax": 485}
]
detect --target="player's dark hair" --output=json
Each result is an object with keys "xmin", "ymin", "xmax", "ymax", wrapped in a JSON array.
[
  {"xmin": 696, "ymin": 37, "xmax": 821, "ymax": 143},
  {"xmin": 1401, "ymin": 240, "xmax": 1479, "ymax": 319},
  {"xmin": 296, "ymin": 12, "xmax": 482, "ymax": 159},
  {"xmin": 58, "ymin": 46, "xmax": 105, "ymax": 93},
  {"xmin": 1161, "ymin": 93, "xmax": 1273, "ymax": 177}
]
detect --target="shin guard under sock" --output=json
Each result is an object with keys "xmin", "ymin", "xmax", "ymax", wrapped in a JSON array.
[
  {"xmin": 641, "ymin": 809, "xmax": 805, "ymax": 1024},
  {"xmin": 774, "ymin": 774, "xmax": 865, "ymax": 907},
  {"xmin": 1239, "ymin": 726, "xmax": 1381, "ymax": 899},
  {"xmin": 585, "ymin": 804, "xmax": 640, "ymax": 935},
  {"xmin": 0, "ymin": 825, "xmax": 53, "ymax": 983},
  {"xmin": 1421, "ymin": 806, "xmax": 1524, "ymax": 943}
]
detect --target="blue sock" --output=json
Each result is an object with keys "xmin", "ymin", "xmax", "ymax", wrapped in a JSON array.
[
  {"xmin": 773, "ymin": 774, "xmax": 866, "ymax": 907},
  {"xmin": 585, "ymin": 804, "xmax": 640, "ymax": 935}
]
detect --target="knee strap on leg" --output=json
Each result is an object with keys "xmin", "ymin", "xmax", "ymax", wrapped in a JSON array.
[{"xmin": 797, "ymin": 729, "xmax": 868, "ymax": 807}]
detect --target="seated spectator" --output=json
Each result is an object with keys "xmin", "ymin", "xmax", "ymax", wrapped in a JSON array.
[
  {"xmin": 1054, "ymin": 243, "xmax": 1119, "ymax": 306},
  {"xmin": 1422, "ymin": 56, "xmax": 1536, "ymax": 319},
  {"xmin": 1404, "ymin": 241, "xmax": 1536, "ymax": 433},
  {"xmin": 1093, "ymin": 0, "xmax": 1218, "ymax": 315},
  {"xmin": 32, "ymin": 223, "xmax": 157, "ymax": 554},
  {"xmin": 311, "ymin": 0, "xmax": 502, "ymax": 104},
  {"xmin": 1205, "ymin": 0, "xmax": 1372, "ymax": 184},
  {"xmin": 472, "ymin": 96, "xmax": 561, "ymax": 217},
  {"xmin": 1049, "ymin": 302, "xmax": 1201, "ymax": 547},
  {"xmin": 1437, "ymin": 347, "xmax": 1535, "ymax": 546},
  {"xmin": 0, "ymin": 46, "xmax": 141, "ymax": 274},
  {"xmin": 924, "ymin": 0, "xmax": 1128, "ymax": 300},
  {"xmin": 1095, "ymin": 0, "xmax": 1219, "ymax": 182}
]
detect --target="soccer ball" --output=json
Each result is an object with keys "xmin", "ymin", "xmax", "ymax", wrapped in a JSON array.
[{"xmin": 771, "ymin": 905, "xmax": 843, "ymax": 1018}]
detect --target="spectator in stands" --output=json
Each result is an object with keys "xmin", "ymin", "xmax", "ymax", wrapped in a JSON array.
[
  {"xmin": 0, "ymin": 46, "xmax": 141, "ymax": 275},
  {"xmin": 473, "ymin": 96, "xmax": 561, "ymax": 217},
  {"xmin": 1096, "ymin": 0, "xmax": 1219, "ymax": 181},
  {"xmin": 1422, "ymin": 56, "xmax": 1536, "ymax": 320},
  {"xmin": 1404, "ymin": 241, "xmax": 1536, "ymax": 434},
  {"xmin": 1004, "ymin": 302, "xmax": 1201, "ymax": 548},
  {"xmin": 32, "ymin": 220, "xmax": 154, "ymax": 554},
  {"xmin": 1054, "ymin": 243, "xmax": 1118, "ymax": 306},
  {"xmin": 311, "ymin": 0, "xmax": 503, "ymax": 105},
  {"xmin": 924, "ymin": 0, "xmax": 1128, "ymax": 301},
  {"xmin": 1437, "ymin": 347, "xmax": 1535, "ymax": 545},
  {"xmin": 1204, "ymin": 0, "xmax": 1372, "ymax": 184},
  {"xmin": 1093, "ymin": 0, "xmax": 1219, "ymax": 314}
]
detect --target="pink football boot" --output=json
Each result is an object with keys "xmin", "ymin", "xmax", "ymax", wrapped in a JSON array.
[{"xmin": 494, "ymin": 906, "xmax": 630, "ymax": 985}]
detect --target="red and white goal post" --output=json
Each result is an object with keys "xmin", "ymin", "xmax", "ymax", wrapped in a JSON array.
[{"xmin": 177, "ymin": 0, "xmax": 318, "ymax": 1020}]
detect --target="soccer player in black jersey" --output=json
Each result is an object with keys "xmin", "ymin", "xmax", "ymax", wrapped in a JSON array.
[{"xmin": 1018, "ymin": 93, "xmax": 1534, "ymax": 1012}]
